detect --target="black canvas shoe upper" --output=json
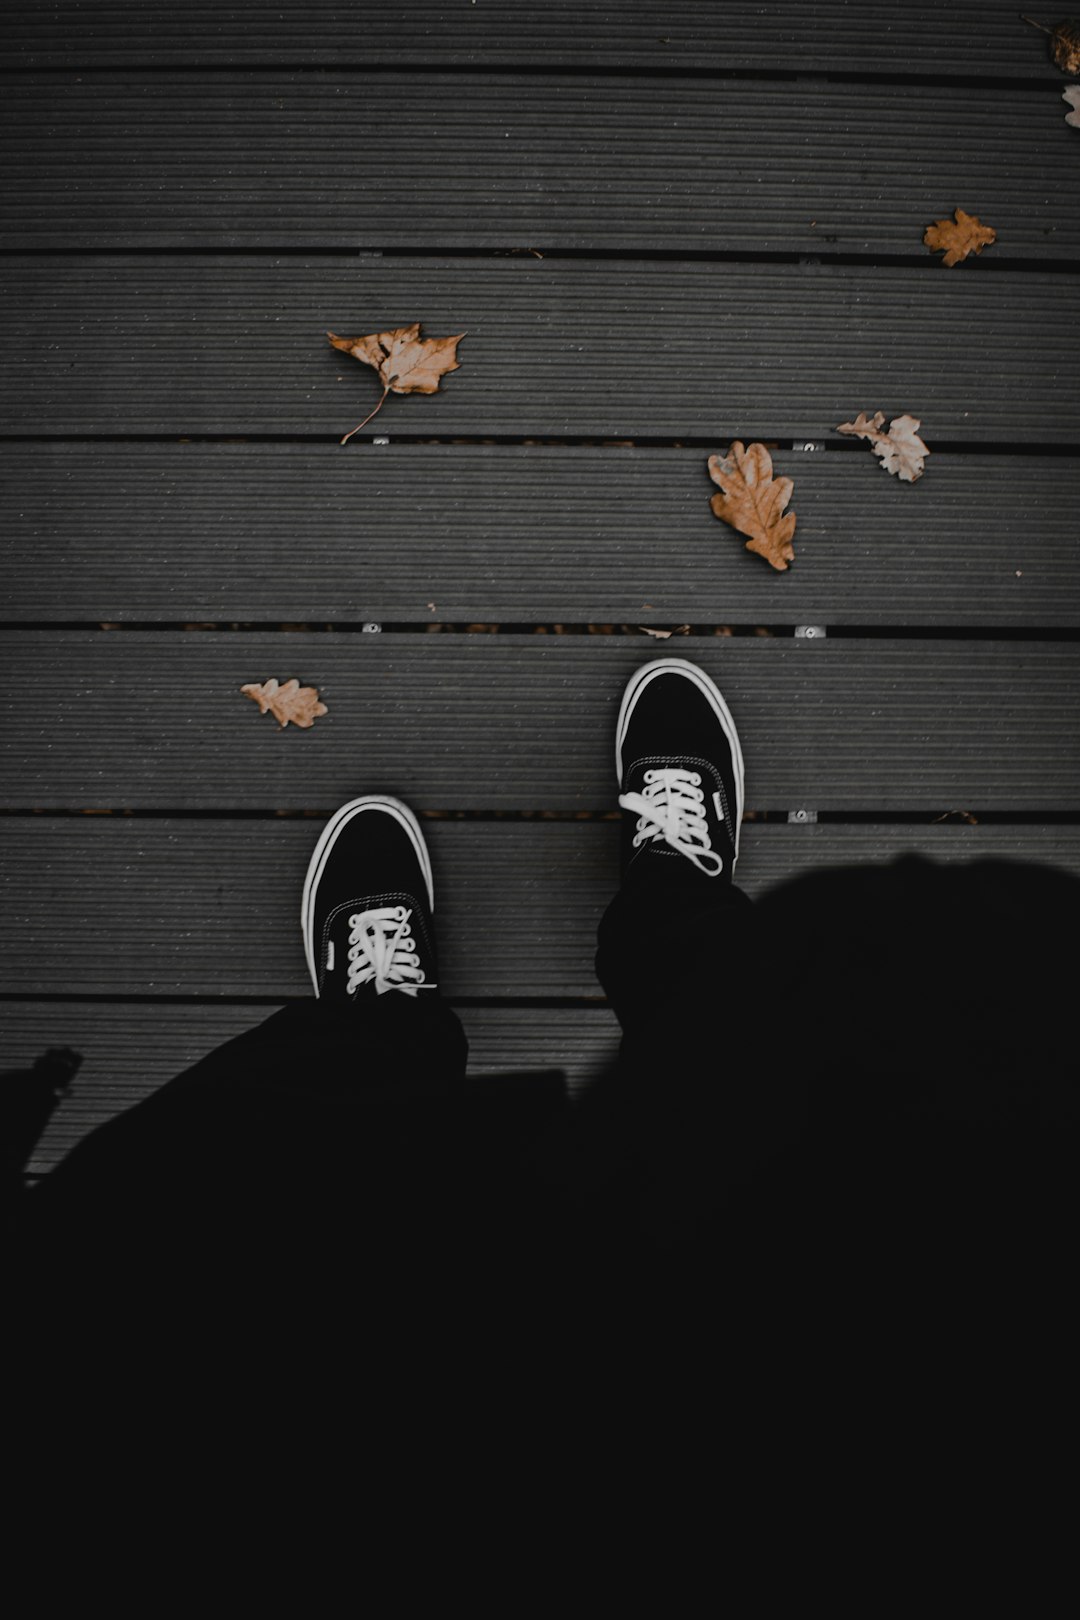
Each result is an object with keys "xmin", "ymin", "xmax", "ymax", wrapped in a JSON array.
[
  {"xmin": 615, "ymin": 658, "xmax": 745, "ymax": 883},
  {"xmin": 301, "ymin": 797, "xmax": 438, "ymax": 1004}
]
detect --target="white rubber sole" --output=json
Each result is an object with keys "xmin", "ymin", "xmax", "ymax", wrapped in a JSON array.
[
  {"xmin": 615, "ymin": 657, "xmax": 746, "ymax": 857},
  {"xmin": 300, "ymin": 795, "xmax": 435, "ymax": 993}
]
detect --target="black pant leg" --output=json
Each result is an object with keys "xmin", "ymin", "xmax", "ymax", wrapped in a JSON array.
[
  {"xmin": 17, "ymin": 993, "xmax": 471, "ymax": 1292},
  {"xmin": 573, "ymin": 863, "xmax": 805, "ymax": 1258},
  {"xmin": 595, "ymin": 858, "xmax": 754, "ymax": 1031}
]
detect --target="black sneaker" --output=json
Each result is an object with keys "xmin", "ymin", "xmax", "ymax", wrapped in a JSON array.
[
  {"xmin": 615, "ymin": 657, "xmax": 745, "ymax": 882},
  {"xmin": 301, "ymin": 796, "xmax": 438, "ymax": 1002}
]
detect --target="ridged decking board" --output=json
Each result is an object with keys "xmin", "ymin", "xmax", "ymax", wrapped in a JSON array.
[
  {"xmin": 4, "ymin": 444, "xmax": 1077, "ymax": 627},
  {"xmin": 5, "ymin": 819, "xmax": 1079, "ymax": 1001},
  {"xmin": 2, "ymin": 1, "xmax": 1078, "ymax": 1184},
  {"xmin": 6, "ymin": 1004, "xmax": 624, "ymax": 1174},
  {"xmin": 0, "ymin": 819, "xmax": 615, "ymax": 999},
  {"xmin": 2, "ymin": 74, "xmax": 1074, "ymax": 256},
  {"xmin": 0, "ymin": 1, "xmax": 1061, "ymax": 78},
  {"xmin": 3, "ymin": 259, "xmax": 1076, "ymax": 442},
  {"xmin": 9, "ymin": 821, "xmax": 1080, "ymax": 1164},
  {"xmin": 4, "ymin": 631, "xmax": 1079, "ymax": 811}
]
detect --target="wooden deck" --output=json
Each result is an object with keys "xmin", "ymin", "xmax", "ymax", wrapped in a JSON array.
[{"xmin": 2, "ymin": 0, "xmax": 1079, "ymax": 1172}]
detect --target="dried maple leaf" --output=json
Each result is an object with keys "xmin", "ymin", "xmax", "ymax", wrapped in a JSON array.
[
  {"xmin": 327, "ymin": 323, "xmax": 465, "ymax": 444},
  {"xmin": 241, "ymin": 678, "xmax": 328, "ymax": 729},
  {"xmin": 923, "ymin": 208, "xmax": 996, "ymax": 267},
  {"xmin": 1065, "ymin": 86, "xmax": 1080, "ymax": 123},
  {"xmin": 707, "ymin": 442, "xmax": 797, "ymax": 571},
  {"xmin": 837, "ymin": 411, "xmax": 930, "ymax": 482},
  {"xmin": 1023, "ymin": 16, "xmax": 1080, "ymax": 73}
]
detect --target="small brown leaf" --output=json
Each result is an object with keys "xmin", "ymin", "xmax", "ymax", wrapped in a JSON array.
[
  {"xmin": 1023, "ymin": 16, "xmax": 1080, "ymax": 73},
  {"xmin": 328, "ymin": 324, "xmax": 464, "ymax": 396},
  {"xmin": 707, "ymin": 442, "xmax": 797, "ymax": 572},
  {"xmin": 328, "ymin": 324, "xmax": 465, "ymax": 443},
  {"xmin": 837, "ymin": 411, "xmax": 930, "ymax": 482},
  {"xmin": 241, "ymin": 678, "xmax": 328, "ymax": 729},
  {"xmin": 923, "ymin": 208, "xmax": 996, "ymax": 267},
  {"xmin": 1053, "ymin": 19, "xmax": 1080, "ymax": 70},
  {"xmin": 1065, "ymin": 85, "xmax": 1080, "ymax": 123},
  {"xmin": 837, "ymin": 410, "xmax": 886, "ymax": 441}
]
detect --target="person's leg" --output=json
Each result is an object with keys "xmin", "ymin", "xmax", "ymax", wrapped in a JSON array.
[
  {"xmin": 19, "ymin": 797, "xmax": 471, "ymax": 1288},
  {"xmin": 578, "ymin": 659, "xmax": 803, "ymax": 1257},
  {"xmin": 595, "ymin": 655, "xmax": 751, "ymax": 1019},
  {"xmin": 296, "ymin": 791, "xmax": 468, "ymax": 1096},
  {"xmin": 596, "ymin": 860, "xmax": 753, "ymax": 1032}
]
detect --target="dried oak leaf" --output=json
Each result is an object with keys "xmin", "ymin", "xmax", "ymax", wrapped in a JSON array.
[
  {"xmin": 1051, "ymin": 19, "xmax": 1080, "ymax": 70},
  {"xmin": 1065, "ymin": 86, "xmax": 1080, "ymax": 123},
  {"xmin": 707, "ymin": 442, "xmax": 796, "ymax": 571},
  {"xmin": 241, "ymin": 678, "xmax": 328, "ymax": 729},
  {"xmin": 1023, "ymin": 16, "xmax": 1080, "ymax": 73},
  {"xmin": 328, "ymin": 323, "xmax": 465, "ymax": 444},
  {"xmin": 923, "ymin": 208, "xmax": 996, "ymax": 267},
  {"xmin": 837, "ymin": 411, "xmax": 930, "ymax": 482}
]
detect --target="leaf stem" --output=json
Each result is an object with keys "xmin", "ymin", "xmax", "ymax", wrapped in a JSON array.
[
  {"xmin": 1020, "ymin": 15, "xmax": 1053, "ymax": 35},
  {"xmin": 340, "ymin": 386, "xmax": 389, "ymax": 445}
]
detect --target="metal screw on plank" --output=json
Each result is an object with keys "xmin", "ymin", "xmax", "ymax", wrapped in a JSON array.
[
  {"xmin": 788, "ymin": 809, "xmax": 818, "ymax": 824},
  {"xmin": 795, "ymin": 625, "xmax": 827, "ymax": 639},
  {"xmin": 792, "ymin": 441, "xmax": 825, "ymax": 453},
  {"xmin": 362, "ymin": 623, "xmax": 382, "ymax": 634}
]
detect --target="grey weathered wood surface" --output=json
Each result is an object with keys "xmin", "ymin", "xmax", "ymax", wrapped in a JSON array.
[
  {"xmin": 5, "ymin": 632, "xmax": 1079, "ymax": 811},
  {"xmin": 2, "ymin": 0, "xmax": 1078, "ymax": 1178},
  {"xmin": 14, "ymin": 818, "xmax": 1080, "ymax": 1172},
  {"xmin": 3, "ymin": 445, "xmax": 1076, "ymax": 627},
  {"xmin": 6, "ymin": 819, "xmax": 1078, "ymax": 1001},
  {"xmin": 3, "ymin": 74, "xmax": 1075, "ymax": 256},
  {"xmin": 3, "ymin": 259, "xmax": 1076, "ymax": 441},
  {"xmin": 0, "ymin": 0, "xmax": 1062, "ymax": 78}
]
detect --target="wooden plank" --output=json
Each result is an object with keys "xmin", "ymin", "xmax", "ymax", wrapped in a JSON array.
[
  {"xmin": 3, "ymin": 443, "xmax": 1075, "ymax": 628},
  {"xmin": 3, "ymin": 631, "xmax": 1079, "ymax": 810},
  {"xmin": 4, "ymin": 1002, "xmax": 622, "ymax": 1173},
  {"xmin": 2, "ymin": 258, "xmax": 1075, "ymax": 442},
  {"xmin": 0, "ymin": 1, "xmax": 1061, "ymax": 79},
  {"xmin": 0, "ymin": 818, "xmax": 613, "ymax": 999},
  {"xmin": 4, "ymin": 819, "xmax": 1079, "ymax": 1002},
  {"xmin": 1, "ymin": 73, "xmax": 1074, "ymax": 256},
  {"xmin": 0, "ymin": 818, "xmax": 615, "ymax": 999}
]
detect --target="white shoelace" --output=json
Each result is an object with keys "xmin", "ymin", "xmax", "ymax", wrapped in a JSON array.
[
  {"xmin": 346, "ymin": 905, "xmax": 435, "ymax": 997},
  {"xmin": 618, "ymin": 767, "xmax": 724, "ymax": 877}
]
